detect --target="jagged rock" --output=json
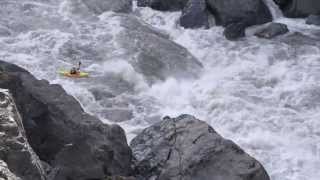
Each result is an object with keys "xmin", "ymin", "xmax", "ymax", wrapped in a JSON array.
[
  {"xmin": 116, "ymin": 14, "xmax": 203, "ymax": 84},
  {"xmin": 131, "ymin": 115, "xmax": 270, "ymax": 180},
  {"xmin": 223, "ymin": 22, "xmax": 247, "ymax": 40},
  {"xmin": 180, "ymin": 0, "xmax": 209, "ymax": 29},
  {"xmin": 137, "ymin": 0, "xmax": 188, "ymax": 11},
  {"xmin": 0, "ymin": 61, "xmax": 132, "ymax": 180},
  {"xmin": 0, "ymin": 160, "xmax": 20, "ymax": 180},
  {"xmin": 306, "ymin": 15, "xmax": 320, "ymax": 26},
  {"xmin": 255, "ymin": 23, "xmax": 289, "ymax": 39},
  {"xmin": 274, "ymin": 0, "xmax": 320, "ymax": 18},
  {"xmin": 0, "ymin": 89, "xmax": 46, "ymax": 180},
  {"xmin": 206, "ymin": 0, "xmax": 272, "ymax": 27}
]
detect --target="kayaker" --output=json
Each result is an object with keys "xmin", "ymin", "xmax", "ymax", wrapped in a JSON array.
[{"xmin": 70, "ymin": 62, "xmax": 81, "ymax": 75}]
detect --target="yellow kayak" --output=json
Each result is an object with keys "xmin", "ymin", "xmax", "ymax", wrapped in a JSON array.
[{"xmin": 59, "ymin": 70, "xmax": 89, "ymax": 78}]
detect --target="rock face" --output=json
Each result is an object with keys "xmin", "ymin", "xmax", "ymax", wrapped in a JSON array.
[
  {"xmin": 274, "ymin": 0, "xmax": 320, "ymax": 18},
  {"xmin": 180, "ymin": 0, "xmax": 209, "ymax": 29},
  {"xmin": 137, "ymin": 0, "xmax": 188, "ymax": 11},
  {"xmin": 306, "ymin": 15, "xmax": 320, "ymax": 26},
  {"xmin": 255, "ymin": 23, "xmax": 289, "ymax": 39},
  {"xmin": 0, "ymin": 61, "xmax": 133, "ymax": 180},
  {"xmin": 0, "ymin": 89, "xmax": 46, "ymax": 180},
  {"xmin": 81, "ymin": 0, "xmax": 132, "ymax": 14},
  {"xmin": 206, "ymin": 0, "xmax": 272, "ymax": 27},
  {"xmin": 131, "ymin": 115, "xmax": 270, "ymax": 180},
  {"xmin": 117, "ymin": 14, "xmax": 203, "ymax": 84}
]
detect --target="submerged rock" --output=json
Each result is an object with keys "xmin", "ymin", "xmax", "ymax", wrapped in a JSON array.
[
  {"xmin": 0, "ymin": 61, "xmax": 132, "ymax": 180},
  {"xmin": 274, "ymin": 0, "xmax": 320, "ymax": 18},
  {"xmin": 81, "ymin": 0, "xmax": 132, "ymax": 14},
  {"xmin": 306, "ymin": 15, "xmax": 320, "ymax": 26},
  {"xmin": 101, "ymin": 108, "xmax": 134, "ymax": 122},
  {"xmin": 117, "ymin": 14, "xmax": 203, "ymax": 84},
  {"xmin": 137, "ymin": 0, "xmax": 188, "ymax": 11},
  {"xmin": 255, "ymin": 23, "xmax": 289, "ymax": 39},
  {"xmin": 280, "ymin": 32, "xmax": 320, "ymax": 46},
  {"xmin": 131, "ymin": 114, "xmax": 270, "ymax": 180},
  {"xmin": 180, "ymin": 0, "xmax": 209, "ymax": 29},
  {"xmin": 0, "ymin": 89, "xmax": 46, "ymax": 180},
  {"xmin": 223, "ymin": 22, "xmax": 247, "ymax": 40},
  {"xmin": 206, "ymin": 0, "xmax": 272, "ymax": 27}
]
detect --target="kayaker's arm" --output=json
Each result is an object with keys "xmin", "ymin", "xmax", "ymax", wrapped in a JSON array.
[{"xmin": 77, "ymin": 61, "xmax": 82, "ymax": 71}]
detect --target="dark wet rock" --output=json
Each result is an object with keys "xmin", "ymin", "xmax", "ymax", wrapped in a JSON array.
[
  {"xmin": 0, "ymin": 61, "xmax": 132, "ymax": 180},
  {"xmin": 274, "ymin": 0, "xmax": 320, "ymax": 18},
  {"xmin": 0, "ymin": 89, "xmax": 46, "ymax": 180},
  {"xmin": 137, "ymin": 0, "xmax": 188, "ymax": 11},
  {"xmin": 180, "ymin": 0, "xmax": 209, "ymax": 29},
  {"xmin": 81, "ymin": 0, "xmax": 132, "ymax": 14},
  {"xmin": 206, "ymin": 0, "xmax": 272, "ymax": 27},
  {"xmin": 255, "ymin": 23, "xmax": 289, "ymax": 39},
  {"xmin": 223, "ymin": 22, "xmax": 247, "ymax": 40},
  {"xmin": 306, "ymin": 15, "xmax": 320, "ymax": 26},
  {"xmin": 131, "ymin": 114, "xmax": 270, "ymax": 180},
  {"xmin": 116, "ymin": 14, "xmax": 203, "ymax": 84}
]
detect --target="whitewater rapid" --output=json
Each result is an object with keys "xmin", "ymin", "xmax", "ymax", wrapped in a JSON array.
[{"xmin": 0, "ymin": 0, "xmax": 319, "ymax": 180}]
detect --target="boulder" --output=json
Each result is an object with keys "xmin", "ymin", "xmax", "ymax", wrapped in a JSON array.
[
  {"xmin": 0, "ymin": 89, "xmax": 46, "ymax": 180},
  {"xmin": 223, "ymin": 22, "xmax": 247, "ymax": 40},
  {"xmin": 131, "ymin": 115, "xmax": 270, "ymax": 180},
  {"xmin": 206, "ymin": 0, "xmax": 272, "ymax": 27},
  {"xmin": 137, "ymin": 0, "xmax": 188, "ymax": 11},
  {"xmin": 0, "ymin": 61, "xmax": 133, "ymax": 180},
  {"xmin": 116, "ymin": 14, "xmax": 203, "ymax": 84},
  {"xmin": 255, "ymin": 23, "xmax": 289, "ymax": 39},
  {"xmin": 306, "ymin": 15, "xmax": 320, "ymax": 26},
  {"xmin": 180, "ymin": 0, "xmax": 209, "ymax": 29},
  {"xmin": 274, "ymin": 0, "xmax": 320, "ymax": 17}
]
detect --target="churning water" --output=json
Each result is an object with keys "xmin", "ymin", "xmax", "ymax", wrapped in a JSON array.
[{"xmin": 0, "ymin": 0, "xmax": 319, "ymax": 180}]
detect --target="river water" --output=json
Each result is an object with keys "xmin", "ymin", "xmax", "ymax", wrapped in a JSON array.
[{"xmin": 0, "ymin": 0, "xmax": 319, "ymax": 180}]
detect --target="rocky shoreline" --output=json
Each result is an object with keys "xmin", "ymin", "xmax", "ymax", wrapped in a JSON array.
[{"xmin": 0, "ymin": 61, "xmax": 269, "ymax": 180}]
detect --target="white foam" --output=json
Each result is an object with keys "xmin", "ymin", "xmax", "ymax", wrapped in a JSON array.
[{"xmin": 0, "ymin": 1, "xmax": 319, "ymax": 180}]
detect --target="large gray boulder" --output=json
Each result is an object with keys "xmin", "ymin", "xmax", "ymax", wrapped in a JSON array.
[
  {"xmin": 180, "ymin": 0, "xmax": 209, "ymax": 29},
  {"xmin": 0, "ymin": 89, "xmax": 46, "ymax": 180},
  {"xmin": 116, "ymin": 14, "xmax": 203, "ymax": 84},
  {"xmin": 131, "ymin": 115, "xmax": 270, "ymax": 180},
  {"xmin": 274, "ymin": 0, "xmax": 320, "ymax": 17},
  {"xmin": 206, "ymin": 0, "xmax": 272, "ymax": 26},
  {"xmin": 137, "ymin": 0, "xmax": 188, "ymax": 11},
  {"xmin": 0, "ymin": 61, "xmax": 133, "ymax": 180}
]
